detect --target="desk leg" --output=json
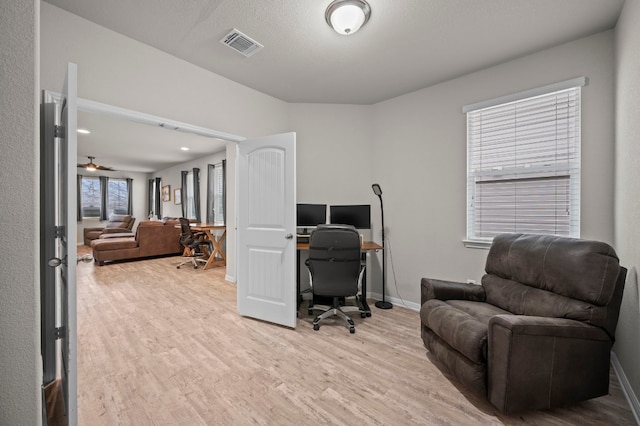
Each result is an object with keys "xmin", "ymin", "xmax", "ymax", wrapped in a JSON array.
[
  {"xmin": 296, "ymin": 249, "xmax": 302, "ymax": 313},
  {"xmin": 202, "ymin": 230, "xmax": 226, "ymax": 270},
  {"xmin": 360, "ymin": 252, "xmax": 372, "ymax": 317}
]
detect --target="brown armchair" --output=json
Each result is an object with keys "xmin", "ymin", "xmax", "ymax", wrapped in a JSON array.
[
  {"xmin": 420, "ymin": 233, "xmax": 626, "ymax": 413},
  {"xmin": 83, "ymin": 214, "xmax": 135, "ymax": 246}
]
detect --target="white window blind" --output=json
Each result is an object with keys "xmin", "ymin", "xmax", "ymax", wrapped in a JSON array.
[{"xmin": 466, "ymin": 84, "xmax": 581, "ymax": 245}]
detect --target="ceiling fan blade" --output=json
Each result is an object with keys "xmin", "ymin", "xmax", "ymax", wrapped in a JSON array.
[{"xmin": 95, "ymin": 164, "xmax": 116, "ymax": 171}]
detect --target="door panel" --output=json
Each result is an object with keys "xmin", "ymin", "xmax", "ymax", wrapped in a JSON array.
[
  {"xmin": 41, "ymin": 63, "xmax": 78, "ymax": 425},
  {"xmin": 237, "ymin": 133, "xmax": 296, "ymax": 328}
]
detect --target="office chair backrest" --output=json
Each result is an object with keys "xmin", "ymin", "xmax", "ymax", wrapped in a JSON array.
[
  {"xmin": 178, "ymin": 217, "xmax": 196, "ymax": 247},
  {"xmin": 308, "ymin": 224, "xmax": 361, "ymax": 297}
]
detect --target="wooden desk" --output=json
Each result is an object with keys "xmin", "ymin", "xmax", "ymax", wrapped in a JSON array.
[
  {"xmin": 296, "ymin": 241, "xmax": 382, "ymax": 251},
  {"xmin": 296, "ymin": 240, "xmax": 383, "ymax": 315},
  {"xmin": 189, "ymin": 223, "xmax": 226, "ymax": 270}
]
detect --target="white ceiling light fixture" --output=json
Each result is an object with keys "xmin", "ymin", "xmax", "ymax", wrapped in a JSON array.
[
  {"xmin": 77, "ymin": 128, "xmax": 90, "ymax": 134},
  {"xmin": 325, "ymin": 0, "xmax": 371, "ymax": 35}
]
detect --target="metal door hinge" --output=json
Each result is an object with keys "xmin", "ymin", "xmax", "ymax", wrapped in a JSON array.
[
  {"xmin": 54, "ymin": 226, "xmax": 64, "ymax": 238},
  {"xmin": 54, "ymin": 125, "xmax": 65, "ymax": 139},
  {"xmin": 54, "ymin": 326, "xmax": 65, "ymax": 340}
]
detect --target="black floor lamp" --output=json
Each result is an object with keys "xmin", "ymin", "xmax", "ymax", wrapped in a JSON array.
[{"xmin": 372, "ymin": 183, "xmax": 392, "ymax": 309}]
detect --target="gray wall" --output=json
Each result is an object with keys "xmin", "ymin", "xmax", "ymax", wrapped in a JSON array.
[
  {"xmin": 615, "ymin": 0, "xmax": 640, "ymax": 407},
  {"xmin": 0, "ymin": 0, "xmax": 41, "ymax": 424}
]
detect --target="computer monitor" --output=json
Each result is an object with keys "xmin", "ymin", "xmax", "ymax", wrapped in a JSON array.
[
  {"xmin": 296, "ymin": 203, "xmax": 327, "ymax": 227},
  {"xmin": 330, "ymin": 205, "xmax": 371, "ymax": 229}
]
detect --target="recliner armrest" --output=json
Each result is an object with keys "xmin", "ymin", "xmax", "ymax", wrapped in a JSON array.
[
  {"xmin": 488, "ymin": 314, "xmax": 612, "ymax": 413},
  {"xmin": 420, "ymin": 278, "xmax": 485, "ymax": 305}
]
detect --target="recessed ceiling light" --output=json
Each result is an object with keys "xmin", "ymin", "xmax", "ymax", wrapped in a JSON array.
[
  {"xmin": 180, "ymin": 147, "xmax": 190, "ymax": 151},
  {"xmin": 77, "ymin": 128, "xmax": 90, "ymax": 134}
]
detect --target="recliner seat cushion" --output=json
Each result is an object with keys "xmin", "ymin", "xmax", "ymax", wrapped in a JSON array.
[{"xmin": 421, "ymin": 299, "xmax": 509, "ymax": 363}]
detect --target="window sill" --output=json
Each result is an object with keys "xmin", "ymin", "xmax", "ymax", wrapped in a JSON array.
[{"xmin": 463, "ymin": 239, "xmax": 492, "ymax": 249}]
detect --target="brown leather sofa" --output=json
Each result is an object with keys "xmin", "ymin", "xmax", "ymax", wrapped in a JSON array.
[
  {"xmin": 83, "ymin": 214, "xmax": 136, "ymax": 246},
  {"xmin": 90, "ymin": 219, "xmax": 182, "ymax": 266},
  {"xmin": 420, "ymin": 233, "xmax": 626, "ymax": 413}
]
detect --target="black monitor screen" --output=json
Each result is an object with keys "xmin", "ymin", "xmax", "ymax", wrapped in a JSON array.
[
  {"xmin": 330, "ymin": 205, "xmax": 371, "ymax": 229},
  {"xmin": 297, "ymin": 204, "xmax": 327, "ymax": 227}
]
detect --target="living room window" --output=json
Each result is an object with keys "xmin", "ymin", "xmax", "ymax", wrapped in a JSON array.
[
  {"xmin": 206, "ymin": 161, "xmax": 226, "ymax": 224},
  {"xmin": 464, "ymin": 78, "xmax": 584, "ymax": 248},
  {"xmin": 81, "ymin": 176, "xmax": 101, "ymax": 218},
  {"xmin": 107, "ymin": 178, "xmax": 128, "ymax": 215},
  {"xmin": 80, "ymin": 175, "xmax": 132, "ymax": 220},
  {"xmin": 185, "ymin": 171, "xmax": 196, "ymax": 219}
]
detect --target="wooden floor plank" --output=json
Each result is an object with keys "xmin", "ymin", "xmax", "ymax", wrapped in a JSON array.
[{"xmin": 76, "ymin": 247, "xmax": 636, "ymax": 425}]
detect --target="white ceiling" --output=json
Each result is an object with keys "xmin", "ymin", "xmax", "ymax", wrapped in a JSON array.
[
  {"xmin": 45, "ymin": 0, "xmax": 624, "ymax": 171},
  {"xmin": 76, "ymin": 110, "xmax": 227, "ymax": 173}
]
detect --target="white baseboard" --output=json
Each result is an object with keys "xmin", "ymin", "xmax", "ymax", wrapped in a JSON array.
[
  {"xmin": 611, "ymin": 352, "xmax": 640, "ymax": 425},
  {"xmin": 225, "ymin": 274, "xmax": 236, "ymax": 283},
  {"xmin": 366, "ymin": 291, "xmax": 421, "ymax": 312}
]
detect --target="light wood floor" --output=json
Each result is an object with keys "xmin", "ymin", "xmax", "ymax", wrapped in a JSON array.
[{"xmin": 76, "ymin": 247, "xmax": 636, "ymax": 425}]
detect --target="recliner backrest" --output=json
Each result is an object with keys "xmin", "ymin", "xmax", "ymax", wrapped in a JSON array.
[
  {"xmin": 307, "ymin": 224, "xmax": 361, "ymax": 297},
  {"xmin": 106, "ymin": 214, "xmax": 134, "ymax": 230},
  {"xmin": 483, "ymin": 233, "xmax": 625, "ymax": 337}
]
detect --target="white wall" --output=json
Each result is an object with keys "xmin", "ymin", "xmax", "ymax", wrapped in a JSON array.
[
  {"xmin": 77, "ymin": 170, "xmax": 149, "ymax": 244},
  {"xmin": 288, "ymin": 103, "xmax": 376, "ymax": 290},
  {"xmin": 370, "ymin": 31, "xmax": 616, "ymax": 307},
  {"xmin": 615, "ymin": 0, "xmax": 640, "ymax": 408},
  {"xmin": 0, "ymin": 1, "xmax": 41, "ymax": 424},
  {"xmin": 152, "ymin": 151, "xmax": 226, "ymax": 220}
]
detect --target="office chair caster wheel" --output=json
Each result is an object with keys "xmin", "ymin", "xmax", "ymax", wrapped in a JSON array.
[
  {"xmin": 366, "ymin": 312, "xmax": 372, "ymax": 317},
  {"xmin": 360, "ymin": 312, "xmax": 366, "ymax": 318},
  {"xmin": 313, "ymin": 324, "xmax": 320, "ymax": 331},
  {"xmin": 349, "ymin": 326, "xmax": 355, "ymax": 334},
  {"xmin": 176, "ymin": 266, "xmax": 181, "ymax": 269}
]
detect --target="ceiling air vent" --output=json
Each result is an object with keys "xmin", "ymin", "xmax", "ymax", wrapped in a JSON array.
[{"xmin": 220, "ymin": 29, "xmax": 263, "ymax": 58}]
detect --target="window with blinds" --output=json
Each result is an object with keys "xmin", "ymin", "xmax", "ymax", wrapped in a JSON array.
[
  {"xmin": 206, "ymin": 161, "xmax": 226, "ymax": 224},
  {"xmin": 465, "ymin": 81, "xmax": 582, "ymax": 245}
]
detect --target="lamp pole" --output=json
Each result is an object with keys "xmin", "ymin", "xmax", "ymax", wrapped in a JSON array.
[{"xmin": 372, "ymin": 184, "xmax": 392, "ymax": 309}]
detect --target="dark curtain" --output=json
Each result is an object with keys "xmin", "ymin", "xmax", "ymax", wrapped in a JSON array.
[
  {"xmin": 148, "ymin": 178, "xmax": 154, "ymax": 218},
  {"xmin": 206, "ymin": 164, "xmax": 215, "ymax": 223},
  {"xmin": 181, "ymin": 171, "xmax": 188, "ymax": 218},
  {"xmin": 126, "ymin": 178, "xmax": 133, "ymax": 215},
  {"xmin": 77, "ymin": 174, "xmax": 83, "ymax": 222},
  {"xmin": 221, "ymin": 159, "xmax": 226, "ymax": 224},
  {"xmin": 99, "ymin": 176, "xmax": 108, "ymax": 220},
  {"xmin": 154, "ymin": 177, "xmax": 162, "ymax": 219},
  {"xmin": 193, "ymin": 167, "xmax": 201, "ymax": 223}
]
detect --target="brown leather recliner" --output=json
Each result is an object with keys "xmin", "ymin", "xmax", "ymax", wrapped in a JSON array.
[
  {"xmin": 420, "ymin": 233, "xmax": 626, "ymax": 413},
  {"xmin": 83, "ymin": 214, "xmax": 135, "ymax": 245}
]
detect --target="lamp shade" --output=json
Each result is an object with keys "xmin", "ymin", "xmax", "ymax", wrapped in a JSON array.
[{"xmin": 326, "ymin": 0, "xmax": 371, "ymax": 35}]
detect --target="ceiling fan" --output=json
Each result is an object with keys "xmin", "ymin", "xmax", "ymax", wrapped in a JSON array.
[{"xmin": 77, "ymin": 156, "xmax": 116, "ymax": 171}]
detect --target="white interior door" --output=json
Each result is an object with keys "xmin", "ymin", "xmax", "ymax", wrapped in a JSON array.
[
  {"xmin": 42, "ymin": 63, "xmax": 78, "ymax": 425},
  {"xmin": 237, "ymin": 132, "xmax": 297, "ymax": 328}
]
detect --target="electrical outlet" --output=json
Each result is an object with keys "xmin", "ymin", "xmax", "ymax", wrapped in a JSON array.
[{"xmin": 466, "ymin": 279, "xmax": 477, "ymax": 284}]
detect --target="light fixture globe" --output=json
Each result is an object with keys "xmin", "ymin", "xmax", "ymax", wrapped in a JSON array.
[{"xmin": 325, "ymin": 0, "xmax": 371, "ymax": 35}]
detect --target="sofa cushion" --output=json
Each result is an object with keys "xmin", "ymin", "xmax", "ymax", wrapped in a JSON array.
[
  {"xmin": 485, "ymin": 234, "xmax": 620, "ymax": 306},
  {"xmin": 483, "ymin": 275, "xmax": 609, "ymax": 327},
  {"xmin": 99, "ymin": 232, "xmax": 135, "ymax": 239},
  {"xmin": 421, "ymin": 299, "xmax": 509, "ymax": 363},
  {"xmin": 91, "ymin": 237, "xmax": 137, "ymax": 251}
]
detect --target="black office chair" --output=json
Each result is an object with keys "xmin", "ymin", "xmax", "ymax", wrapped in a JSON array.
[
  {"xmin": 176, "ymin": 218, "xmax": 209, "ymax": 269},
  {"xmin": 306, "ymin": 224, "xmax": 366, "ymax": 333}
]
